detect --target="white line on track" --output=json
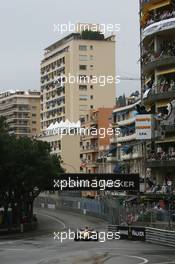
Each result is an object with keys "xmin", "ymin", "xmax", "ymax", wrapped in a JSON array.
[
  {"xmin": 0, "ymin": 248, "xmax": 25, "ymax": 251},
  {"xmin": 154, "ymin": 262, "xmax": 175, "ymax": 264},
  {"xmin": 126, "ymin": 255, "xmax": 148, "ymax": 264}
]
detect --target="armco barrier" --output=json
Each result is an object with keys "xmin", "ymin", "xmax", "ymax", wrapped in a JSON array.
[
  {"xmin": 108, "ymin": 225, "xmax": 145, "ymax": 241},
  {"xmin": 146, "ymin": 227, "xmax": 175, "ymax": 247}
]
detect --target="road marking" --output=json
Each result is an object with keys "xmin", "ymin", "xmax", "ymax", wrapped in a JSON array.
[
  {"xmin": 127, "ymin": 255, "xmax": 148, "ymax": 264},
  {"xmin": 154, "ymin": 262, "xmax": 175, "ymax": 264},
  {"xmin": 0, "ymin": 248, "xmax": 25, "ymax": 251},
  {"xmin": 35, "ymin": 212, "xmax": 66, "ymax": 228}
]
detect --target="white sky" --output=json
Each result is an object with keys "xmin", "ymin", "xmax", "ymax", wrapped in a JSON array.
[{"xmin": 0, "ymin": 0, "xmax": 140, "ymax": 96}]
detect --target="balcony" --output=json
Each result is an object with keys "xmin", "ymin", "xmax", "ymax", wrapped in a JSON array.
[
  {"xmin": 106, "ymin": 156, "xmax": 118, "ymax": 162},
  {"xmin": 51, "ymin": 147, "xmax": 61, "ymax": 155},
  {"xmin": 146, "ymin": 151, "xmax": 175, "ymax": 167},
  {"xmin": 121, "ymin": 153, "xmax": 132, "ymax": 161},
  {"xmin": 143, "ymin": 17, "xmax": 175, "ymax": 39},
  {"xmin": 85, "ymin": 162, "xmax": 98, "ymax": 168},
  {"xmin": 132, "ymin": 152, "xmax": 143, "ymax": 159},
  {"xmin": 144, "ymin": 89, "xmax": 175, "ymax": 104},
  {"xmin": 143, "ymin": 56, "xmax": 175, "ymax": 73},
  {"xmin": 164, "ymin": 124, "xmax": 175, "ymax": 133},
  {"xmin": 117, "ymin": 133, "xmax": 136, "ymax": 143},
  {"xmin": 81, "ymin": 145, "xmax": 98, "ymax": 154},
  {"xmin": 81, "ymin": 134, "xmax": 98, "ymax": 141},
  {"xmin": 117, "ymin": 117, "xmax": 135, "ymax": 127},
  {"xmin": 146, "ymin": 159, "xmax": 175, "ymax": 167}
]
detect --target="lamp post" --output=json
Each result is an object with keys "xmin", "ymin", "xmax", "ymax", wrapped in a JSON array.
[{"xmin": 168, "ymin": 180, "xmax": 173, "ymax": 230}]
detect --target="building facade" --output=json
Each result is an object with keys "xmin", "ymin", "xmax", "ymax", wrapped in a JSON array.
[
  {"xmin": 140, "ymin": 0, "xmax": 175, "ymax": 192},
  {"xmin": 40, "ymin": 26, "xmax": 116, "ymax": 172},
  {"xmin": 80, "ymin": 107, "xmax": 113, "ymax": 173},
  {"xmin": 0, "ymin": 90, "xmax": 40, "ymax": 138},
  {"xmin": 105, "ymin": 96, "xmax": 144, "ymax": 179}
]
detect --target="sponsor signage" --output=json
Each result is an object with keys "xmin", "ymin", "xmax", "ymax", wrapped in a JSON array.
[
  {"xmin": 135, "ymin": 114, "xmax": 153, "ymax": 140},
  {"xmin": 116, "ymin": 226, "xmax": 145, "ymax": 241}
]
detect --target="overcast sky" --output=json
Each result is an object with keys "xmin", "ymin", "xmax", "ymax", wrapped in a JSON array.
[{"xmin": 0, "ymin": 0, "xmax": 140, "ymax": 96}]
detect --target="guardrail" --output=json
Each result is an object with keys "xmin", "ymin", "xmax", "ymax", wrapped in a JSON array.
[
  {"xmin": 108, "ymin": 225, "xmax": 175, "ymax": 246},
  {"xmin": 146, "ymin": 227, "xmax": 175, "ymax": 247},
  {"xmin": 108, "ymin": 225, "xmax": 145, "ymax": 241}
]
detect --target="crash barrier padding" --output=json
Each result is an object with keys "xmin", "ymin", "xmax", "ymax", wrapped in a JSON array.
[
  {"xmin": 108, "ymin": 225, "xmax": 146, "ymax": 241},
  {"xmin": 146, "ymin": 227, "xmax": 175, "ymax": 247}
]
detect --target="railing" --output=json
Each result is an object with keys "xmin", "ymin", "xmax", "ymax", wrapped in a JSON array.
[{"xmin": 146, "ymin": 227, "xmax": 175, "ymax": 247}]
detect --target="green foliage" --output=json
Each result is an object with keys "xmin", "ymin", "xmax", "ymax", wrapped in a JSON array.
[
  {"xmin": 0, "ymin": 118, "xmax": 64, "ymax": 224},
  {"xmin": 116, "ymin": 94, "xmax": 126, "ymax": 107},
  {"xmin": 81, "ymin": 30, "xmax": 104, "ymax": 40}
]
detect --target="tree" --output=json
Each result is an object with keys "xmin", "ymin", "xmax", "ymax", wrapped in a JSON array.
[
  {"xmin": 0, "ymin": 118, "xmax": 64, "ymax": 226},
  {"xmin": 81, "ymin": 30, "xmax": 104, "ymax": 40}
]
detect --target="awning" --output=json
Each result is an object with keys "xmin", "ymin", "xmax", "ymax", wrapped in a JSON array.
[
  {"xmin": 142, "ymin": 0, "xmax": 171, "ymax": 13},
  {"xmin": 107, "ymin": 146, "xmax": 117, "ymax": 154},
  {"xmin": 156, "ymin": 68, "xmax": 175, "ymax": 76}
]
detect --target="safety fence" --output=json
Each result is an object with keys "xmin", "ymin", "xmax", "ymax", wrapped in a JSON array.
[
  {"xmin": 108, "ymin": 225, "xmax": 175, "ymax": 247},
  {"xmin": 35, "ymin": 195, "xmax": 175, "ymax": 247},
  {"xmin": 35, "ymin": 194, "xmax": 175, "ymax": 229}
]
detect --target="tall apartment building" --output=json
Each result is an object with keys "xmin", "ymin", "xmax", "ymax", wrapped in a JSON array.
[
  {"xmin": 80, "ymin": 107, "xmax": 113, "ymax": 174},
  {"xmin": 40, "ymin": 25, "xmax": 116, "ymax": 172},
  {"xmin": 140, "ymin": 0, "xmax": 175, "ymax": 192},
  {"xmin": 0, "ymin": 90, "xmax": 40, "ymax": 138}
]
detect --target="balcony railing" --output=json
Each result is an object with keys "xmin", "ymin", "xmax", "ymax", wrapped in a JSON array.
[
  {"xmin": 142, "ymin": 17, "xmax": 175, "ymax": 39},
  {"xmin": 117, "ymin": 133, "xmax": 136, "ymax": 143},
  {"xmin": 146, "ymin": 151, "xmax": 175, "ymax": 167},
  {"xmin": 143, "ymin": 55, "xmax": 175, "ymax": 72},
  {"xmin": 81, "ymin": 145, "xmax": 98, "ymax": 153},
  {"xmin": 143, "ymin": 8, "xmax": 175, "ymax": 29},
  {"xmin": 144, "ymin": 86, "xmax": 175, "ymax": 102}
]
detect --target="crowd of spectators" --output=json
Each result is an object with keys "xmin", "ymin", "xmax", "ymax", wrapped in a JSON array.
[
  {"xmin": 142, "ymin": 40, "xmax": 175, "ymax": 64},
  {"xmin": 148, "ymin": 147, "xmax": 175, "ymax": 161},
  {"xmin": 144, "ymin": 8, "xmax": 175, "ymax": 28},
  {"xmin": 146, "ymin": 176, "xmax": 174, "ymax": 194},
  {"xmin": 143, "ymin": 77, "xmax": 175, "ymax": 97}
]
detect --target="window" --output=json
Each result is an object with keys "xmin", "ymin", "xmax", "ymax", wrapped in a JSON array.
[
  {"xmin": 79, "ymin": 65, "xmax": 87, "ymax": 70},
  {"xmin": 79, "ymin": 85, "xmax": 87, "ymax": 91},
  {"xmin": 90, "ymin": 85, "xmax": 93, "ymax": 89},
  {"xmin": 90, "ymin": 95, "xmax": 93, "ymax": 99},
  {"xmin": 90, "ymin": 55, "xmax": 94, "ymax": 60},
  {"xmin": 79, "ymin": 95, "xmax": 88, "ymax": 101},
  {"xmin": 90, "ymin": 105, "xmax": 94, "ymax": 109},
  {"xmin": 80, "ymin": 105, "xmax": 88, "ymax": 110},
  {"xmin": 79, "ymin": 45, "xmax": 87, "ymax": 51},
  {"xmin": 90, "ymin": 45, "xmax": 93, "ymax": 50},
  {"xmin": 90, "ymin": 65, "xmax": 93, "ymax": 69},
  {"xmin": 79, "ymin": 55, "xmax": 88, "ymax": 61},
  {"xmin": 79, "ymin": 75, "xmax": 87, "ymax": 82}
]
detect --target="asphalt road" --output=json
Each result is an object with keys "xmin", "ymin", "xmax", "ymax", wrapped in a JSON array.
[{"xmin": 0, "ymin": 208, "xmax": 175, "ymax": 264}]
